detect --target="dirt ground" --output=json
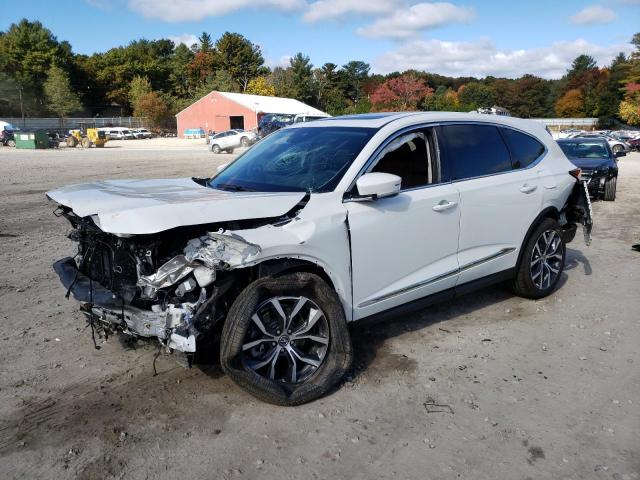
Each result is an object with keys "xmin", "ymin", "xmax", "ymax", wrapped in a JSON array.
[{"xmin": 0, "ymin": 139, "xmax": 638, "ymax": 480}]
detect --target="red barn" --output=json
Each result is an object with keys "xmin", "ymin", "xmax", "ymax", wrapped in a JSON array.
[{"xmin": 175, "ymin": 91, "xmax": 327, "ymax": 138}]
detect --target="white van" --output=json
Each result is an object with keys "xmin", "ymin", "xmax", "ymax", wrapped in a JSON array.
[{"xmin": 99, "ymin": 127, "xmax": 135, "ymax": 140}]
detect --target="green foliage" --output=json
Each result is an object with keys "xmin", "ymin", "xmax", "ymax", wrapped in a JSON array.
[
  {"xmin": 43, "ymin": 64, "xmax": 82, "ymax": 118},
  {"xmin": 214, "ymin": 32, "xmax": 265, "ymax": 91},
  {"xmin": 1, "ymin": 19, "xmax": 639, "ymax": 128}
]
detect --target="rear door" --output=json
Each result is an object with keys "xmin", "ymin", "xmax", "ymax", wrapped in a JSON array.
[{"xmin": 437, "ymin": 123, "xmax": 544, "ymax": 285}]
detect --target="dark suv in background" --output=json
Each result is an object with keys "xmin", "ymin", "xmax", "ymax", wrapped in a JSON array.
[
  {"xmin": 557, "ymin": 138, "xmax": 620, "ymax": 201},
  {"xmin": 257, "ymin": 113, "xmax": 328, "ymax": 138}
]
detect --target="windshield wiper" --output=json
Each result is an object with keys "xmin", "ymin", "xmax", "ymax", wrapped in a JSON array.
[{"xmin": 214, "ymin": 183, "xmax": 256, "ymax": 192}]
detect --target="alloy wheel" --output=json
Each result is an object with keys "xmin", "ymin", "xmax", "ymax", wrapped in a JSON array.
[
  {"xmin": 241, "ymin": 296, "xmax": 329, "ymax": 384},
  {"xmin": 530, "ymin": 230, "xmax": 564, "ymax": 290}
]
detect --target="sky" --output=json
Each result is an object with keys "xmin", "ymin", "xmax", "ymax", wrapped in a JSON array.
[{"xmin": 2, "ymin": 0, "xmax": 639, "ymax": 79}]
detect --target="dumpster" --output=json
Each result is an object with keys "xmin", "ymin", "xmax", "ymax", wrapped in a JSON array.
[{"xmin": 15, "ymin": 130, "xmax": 49, "ymax": 149}]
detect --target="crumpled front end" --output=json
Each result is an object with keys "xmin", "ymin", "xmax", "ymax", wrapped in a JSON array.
[{"xmin": 52, "ymin": 210, "xmax": 264, "ymax": 353}]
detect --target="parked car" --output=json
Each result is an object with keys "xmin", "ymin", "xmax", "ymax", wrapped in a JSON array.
[
  {"xmin": 47, "ymin": 112, "xmax": 592, "ymax": 406},
  {"xmin": 627, "ymin": 137, "xmax": 640, "ymax": 151},
  {"xmin": 98, "ymin": 128, "xmax": 134, "ymax": 140},
  {"xmin": 209, "ymin": 129, "xmax": 257, "ymax": 153},
  {"xmin": 571, "ymin": 132, "xmax": 630, "ymax": 154},
  {"xmin": 132, "ymin": 128, "xmax": 153, "ymax": 139},
  {"xmin": 257, "ymin": 113, "xmax": 328, "ymax": 138},
  {"xmin": 557, "ymin": 138, "xmax": 620, "ymax": 201}
]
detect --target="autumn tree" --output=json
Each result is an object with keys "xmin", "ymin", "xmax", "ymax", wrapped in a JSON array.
[
  {"xmin": 44, "ymin": 64, "xmax": 82, "ymax": 119},
  {"xmin": 134, "ymin": 91, "xmax": 170, "ymax": 127},
  {"xmin": 246, "ymin": 76, "xmax": 275, "ymax": 96},
  {"xmin": 371, "ymin": 75, "xmax": 433, "ymax": 111},
  {"xmin": 128, "ymin": 75, "xmax": 152, "ymax": 109},
  {"xmin": 555, "ymin": 88, "xmax": 585, "ymax": 117}
]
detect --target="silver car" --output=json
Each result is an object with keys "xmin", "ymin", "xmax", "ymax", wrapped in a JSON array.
[{"xmin": 209, "ymin": 129, "xmax": 258, "ymax": 154}]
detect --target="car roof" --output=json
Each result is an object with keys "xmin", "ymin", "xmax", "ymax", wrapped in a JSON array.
[
  {"xmin": 558, "ymin": 138, "xmax": 608, "ymax": 143},
  {"xmin": 288, "ymin": 111, "xmax": 548, "ymax": 134}
]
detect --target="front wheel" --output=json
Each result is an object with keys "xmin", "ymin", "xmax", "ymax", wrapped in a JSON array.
[
  {"xmin": 220, "ymin": 273, "xmax": 353, "ymax": 406},
  {"xmin": 511, "ymin": 218, "xmax": 566, "ymax": 299},
  {"xmin": 7, "ymin": 139, "xmax": 15, "ymax": 148},
  {"xmin": 612, "ymin": 144, "xmax": 623, "ymax": 154},
  {"xmin": 240, "ymin": 137, "xmax": 249, "ymax": 147},
  {"xmin": 603, "ymin": 177, "xmax": 616, "ymax": 201},
  {"xmin": 211, "ymin": 144, "xmax": 221, "ymax": 154}
]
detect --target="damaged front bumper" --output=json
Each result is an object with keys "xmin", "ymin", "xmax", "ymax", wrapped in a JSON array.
[{"xmin": 54, "ymin": 257, "xmax": 197, "ymax": 352}]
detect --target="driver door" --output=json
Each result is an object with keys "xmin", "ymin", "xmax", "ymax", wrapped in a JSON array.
[{"xmin": 345, "ymin": 128, "xmax": 461, "ymax": 320}]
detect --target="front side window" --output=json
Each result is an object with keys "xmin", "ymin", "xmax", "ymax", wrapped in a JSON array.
[
  {"xmin": 370, "ymin": 129, "xmax": 438, "ymax": 189},
  {"xmin": 439, "ymin": 124, "xmax": 512, "ymax": 180},
  {"xmin": 210, "ymin": 126, "xmax": 376, "ymax": 193},
  {"xmin": 501, "ymin": 128, "xmax": 545, "ymax": 169}
]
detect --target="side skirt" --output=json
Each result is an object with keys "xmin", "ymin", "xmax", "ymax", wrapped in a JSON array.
[{"xmin": 352, "ymin": 268, "xmax": 515, "ymax": 329}]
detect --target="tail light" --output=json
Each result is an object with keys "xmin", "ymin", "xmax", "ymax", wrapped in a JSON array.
[{"xmin": 569, "ymin": 168, "xmax": 581, "ymax": 181}]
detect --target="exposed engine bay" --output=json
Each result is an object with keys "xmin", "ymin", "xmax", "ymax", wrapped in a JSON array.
[{"xmin": 53, "ymin": 201, "xmax": 301, "ymax": 355}]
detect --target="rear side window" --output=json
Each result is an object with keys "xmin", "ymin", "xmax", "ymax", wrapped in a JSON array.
[
  {"xmin": 439, "ymin": 124, "xmax": 512, "ymax": 180},
  {"xmin": 501, "ymin": 128, "xmax": 545, "ymax": 169}
]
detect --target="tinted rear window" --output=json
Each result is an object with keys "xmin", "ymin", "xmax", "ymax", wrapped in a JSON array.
[
  {"xmin": 439, "ymin": 124, "xmax": 512, "ymax": 180},
  {"xmin": 501, "ymin": 128, "xmax": 545, "ymax": 168}
]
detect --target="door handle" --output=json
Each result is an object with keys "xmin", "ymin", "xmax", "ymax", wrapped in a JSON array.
[
  {"xmin": 520, "ymin": 184, "xmax": 537, "ymax": 194},
  {"xmin": 432, "ymin": 200, "xmax": 457, "ymax": 212}
]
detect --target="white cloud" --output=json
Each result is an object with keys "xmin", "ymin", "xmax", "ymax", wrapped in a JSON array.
[
  {"xmin": 303, "ymin": 0, "xmax": 403, "ymax": 22},
  {"xmin": 357, "ymin": 2, "xmax": 474, "ymax": 39},
  {"xmin": 128, "ymin": 0, "xmax": 304, "ymax": 22},
  {"xmin": 570, "ymin": 5, "xmax": 617, "ymax": 25},
  {"xmin": 168, "ymin": 34, "xmax": 198, "ymax": 47},
  {"xmin": 373, "ymin": 37, "xmax": 633, "ymax": 78},
  {"xmin": 266, "ymin": 55, "xmax": 293, "ymax": 69}
]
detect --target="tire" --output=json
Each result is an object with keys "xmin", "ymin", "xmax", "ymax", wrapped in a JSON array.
[
  {"xmin": 612, "ymin": 144, "xmax": 623, "ymax": 154},
  {"xmin": 603, "ymin": 177, "xmax": 616, "ymax": 201},
  {"xmin": 240, "ymin": 137, "xmax": 248, "ymax": 147},
  {"xmin": 211, "ymin": 144, "xmax": 221, "ymax": 154},
  {"xmin": 227, "ymin": 148, "xmax": 234, "ymax": 154},
  {"xmin": 66, "ymin": 136, "xmax": 78, "ymax": 148},
  {"xmin": 7, "ymin": 139, "xmax": 15, "ymax": 148},
  {"xmin": 220, "ymin": 272, "xmax": 353, "ymax": 406},
  {"xmin": 96, "ymin": 143, "xmax": 105, "ymax": 148},
  {"xmin": 511, "ymin": 217, "xmax": 566, "ymax": 299},
  {"xmin": 81, "ymin": 137, "xmax": 92, "ymax": 148}
]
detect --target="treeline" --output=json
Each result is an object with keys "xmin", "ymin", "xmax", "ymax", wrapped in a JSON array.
[{"xmin": 1, "ymin": 19, "xmax": 639, "ymax": 128}]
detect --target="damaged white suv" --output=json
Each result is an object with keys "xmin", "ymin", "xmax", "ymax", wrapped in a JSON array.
[{"xmin": 48, "ymin": 113, "xmax": 592, "ymax": 405}]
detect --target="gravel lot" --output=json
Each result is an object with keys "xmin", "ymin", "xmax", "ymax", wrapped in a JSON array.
[{"xmin": 0, "ymin": 139, "xmax": 639, "ymax": 480}]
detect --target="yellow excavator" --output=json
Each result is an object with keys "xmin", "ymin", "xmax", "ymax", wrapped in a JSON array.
[{"xmin": 66, "ymin": 123, "xmax": 108, "ymax": 148}]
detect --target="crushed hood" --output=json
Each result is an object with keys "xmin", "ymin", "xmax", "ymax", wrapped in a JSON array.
[{"xmin": 46, "ymin": 178, "xmax": 306, "ymax": 235}]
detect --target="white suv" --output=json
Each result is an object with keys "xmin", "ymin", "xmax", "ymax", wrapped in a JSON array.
[
  {"xmin": 209, "ymin": 129, "xmax": 257, "ymax": 153},
  {"xmin": 47, "ymin": 112, "xmax": 592, "ymax": 405}
]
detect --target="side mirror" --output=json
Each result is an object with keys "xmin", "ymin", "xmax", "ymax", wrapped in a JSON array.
[
  {"xmin": 615, "ymin": 151, "xmax": 626, "ymax": 158},
  {"xmin": 216, "ymin": 163, "xmax": 229, "ymax": 172},
  {"xmin": 355, "ymin": 172, "xmax": 401, "ymax": 199}
]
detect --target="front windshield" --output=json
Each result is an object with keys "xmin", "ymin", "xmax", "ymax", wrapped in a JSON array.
[
  {"xmin": 559, "ymin": 141, "xmax": 610, "ymax": 159},
  {"xmin": 209, "ymin": 126, "xmax": 375, "ymax": 193}
]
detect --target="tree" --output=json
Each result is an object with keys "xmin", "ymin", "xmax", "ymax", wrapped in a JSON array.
[
  {"xmin": 214, "ymin": 32, "xmax": 265, "ymax": 91},
  {"xmin": 128, "ymin": 75, "xmax": 152, "ymax": 109},
  {"xmin": 134, "ymin": 91, "xmax": 170, "ymax": 127},
  {"xmin": 340, "ymin": 61, "xmax": 370, "ymax": 107},
  {"xmin": 197, "ymin": 32, "xmax": 213, "ymax": 53},
  {"xmin": 371, "ymin": 75, "xmax": 433, "ymax": 111},
  {"xmin": 568, "ymin": 55, "xmax": 597, "ymax": 80},
  {"xmin": 269, "ymin": 67, "xmax": 296, "ymax": 98},
  {"xmin": 246, "ymin": 76, "xmax": 275, "ymax": 96},
  {"xmin": 619, "ymin": 83, "xmax": 640, "ymax": 125},
  {"xmin": 290, "ymin": 53, "xmax": 314, "ymax": 103},
  {"xmin": 43, "ymin": 64, "xmax": 82, "ymax": 119},
  {"xmin": 457, "ymin": 82, "xmax": 496, "ymax": 110},
  {"xmin": 555, "ymin": 88, "xmax": 585, "ymax": 117}
]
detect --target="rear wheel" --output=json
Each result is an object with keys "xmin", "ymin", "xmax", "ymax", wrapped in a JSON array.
[
  {"xmin": 66, "ymin": 136, "xmax": 78, "ymax": 148},
  {"xmin": 7, "ymin": 139, "xmax": 15, "ymax": 148},
  {"xmin": 612, "ymin": 144, "xmax": 623, "ymax": 154},
  {"xmin": 603, "ymin": 177, "xmax": 616, "ymax": 201},
  {"xmin": 240, "ymin": 137, "xmax": 249, "ymax": 147},
  {"xmin": 227, "ymin": 148, "xmax": 234, "ymax": 154},
  {"xmin": 220, "ymin": 272, "xmax": 353, "ymax": 406},
  {"xmin": 81, "ymin": 137, "xmax": 92, "ymax": 148},
  {"xmin": 511, "ymin": 218, "xmax": 566, "ymax": 299},
  {"xmin": 211, "ymin": 144, "xmax": 221, "ymax": 154}
]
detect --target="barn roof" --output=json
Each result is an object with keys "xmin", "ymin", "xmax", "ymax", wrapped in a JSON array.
[{"xmin": 175, "ymin": 91, "xmax": 328, "ymax": 117}]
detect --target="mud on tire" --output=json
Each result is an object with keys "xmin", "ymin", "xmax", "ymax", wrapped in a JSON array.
[{"xmin": 220, "ymin": 272, "xmax": 353, "ymax": 406}]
